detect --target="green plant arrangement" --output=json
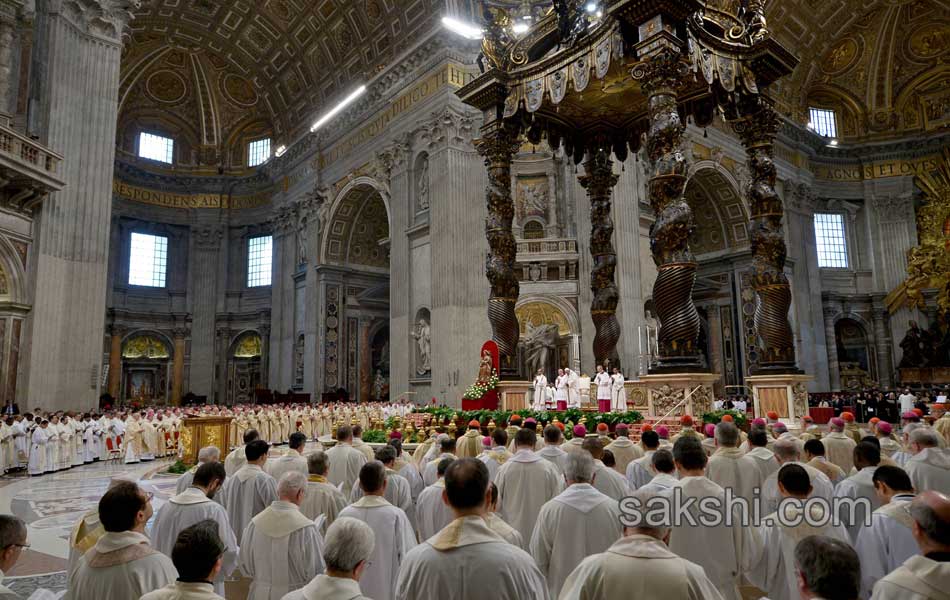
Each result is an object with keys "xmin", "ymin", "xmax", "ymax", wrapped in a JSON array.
[
  {"xmin": 361, "ymin": 429, "xmax": 389, "ymax": 443},
  {"xmin": 166, "ymin": 460, "xmax": 192, "ymax": 474},
  {"xmin": 463, "ymin": 371, "xmax": 500, "ymax": 400},
  {"xmin": 701, "ymin": 409, "xmax": 749, "ymax": 428},
  {"xmin": 412, "ymin": 406, "xmax": 643, "ymax": 427}
]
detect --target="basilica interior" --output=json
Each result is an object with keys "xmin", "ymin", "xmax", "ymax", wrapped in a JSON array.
[{"xmin": 0, "ymin": 0, "xmax": 947, "ymax": 413}]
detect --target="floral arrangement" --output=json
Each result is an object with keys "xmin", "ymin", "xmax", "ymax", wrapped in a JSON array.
[
  {"xmin": 701, "ymin": 409, "xmax": 749, "ymax": 428},
  {"xmin": 407, "ymin": 406, "xmax": 643, "ymax": 428},
  {"xmin": 463, "ymin": 370, "xmax": 499, "ymax": 400}
]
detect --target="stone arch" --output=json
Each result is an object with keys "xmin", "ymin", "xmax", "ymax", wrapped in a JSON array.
[
  {"xmin": 321, "ymin": 178, "xmax": 391, "ymax": 270},
  {"xmin": 0, "ymin": 236, "xmax": 27, "ymax": 306},
  {"xmin": 121, "ymin": 329, "xmax": 174, "ymax": 357},
  {"xmin": 515, "ymin": 295, "xmax": 581, "ymax": 336},
  {"xmin": 684, "ymin": 164, "xmax": 750, "ymax": 256},
  {"xmin": 833, "ymin": 316, "xmax": 874, "ymax": 377},
  {"xmin": 229, "ymin": 329, "xmax": 263, "ymax": 357}
]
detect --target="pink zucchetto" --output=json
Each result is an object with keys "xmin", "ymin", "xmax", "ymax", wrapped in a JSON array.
[
  {"xmin": 656, "ymin": 425, "xmax": 669, "ymax": 439},
  {"xmin": 704, "ymin": 424, "xmax": 716, "ymax": 437},
  {"xmin": 877, "ymin": 422, "xmax": 893, "ymax": 435},
  {"xmin": 573, "ymin": 425, "xmax": 587, "ymax": 438}
]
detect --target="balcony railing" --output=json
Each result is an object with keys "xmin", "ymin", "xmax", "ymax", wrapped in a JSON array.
[
  {"xmin": 0, "ymin": 122, "xmax": 65, "ymax": 213},
  {"xmin": 516, "ymin": 237, "xmax": 578, "ymax": 256}
]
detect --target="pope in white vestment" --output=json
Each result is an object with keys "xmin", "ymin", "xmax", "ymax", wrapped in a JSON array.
[
  {"xmin": 855, "ymin": 493, "xmax": 918, "ymax": 599},
  {"xmin": 396, "ymin": 515, "xmax": 549, "ymax": 600},
  {"xmin": 529, "ymin": 480, "xmax": 622, "ymax": 597},
  {"xmin": 219, "ymin": 461, "xmax": 279, "ymax": 545},
  {"xmin": 150, "ymin": 486, "xmax": 239, "ymax": 596},
  {"xmin": 339, "ymin": 495, "xmax": 417, "ymax": 600},
  {"xmin": 559, "ymin": 532, "xmax": 724, "ymax": 600},
  {"xmin": 68, "ymin": 531, "xmax": 177, "ymax": 600},
  {"xmin": 240, "ymin": 499, "xmax": 325, "ymax": 600},
  {"xmin": 495, "ymin": 446, "xmax": 564, "ymax": 543}
]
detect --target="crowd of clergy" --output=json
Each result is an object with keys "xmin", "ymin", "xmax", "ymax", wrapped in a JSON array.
[{"xmin": 0, "ymin": 401, "xmax": 947, "ymax": 600}]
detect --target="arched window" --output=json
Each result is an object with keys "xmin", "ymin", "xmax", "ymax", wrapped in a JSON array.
[{"xmin": 523, "ymin": 221, "xmax": 545, "ymax": 239}]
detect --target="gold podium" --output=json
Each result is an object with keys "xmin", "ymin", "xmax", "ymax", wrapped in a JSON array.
[{"xmin": 180, "ymin": 416, "xmax": 233, "ymax": 464}]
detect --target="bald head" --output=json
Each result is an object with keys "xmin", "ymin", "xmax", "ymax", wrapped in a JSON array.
[{"xmin": 910, "ymin": 491, "xmax": 950, "ymax": 552}]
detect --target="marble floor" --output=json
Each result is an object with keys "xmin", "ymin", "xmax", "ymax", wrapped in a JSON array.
[{"xmin": 0, "ymin": 458, "xmax": 180, "ymax": 597}]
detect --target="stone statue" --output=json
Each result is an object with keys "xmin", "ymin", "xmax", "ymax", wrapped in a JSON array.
[
  {"xmin": 373, "ymin": 370, "xmax": 386, "ymax": 401},
  {"xmin": 418, "ymin": 158, "xmax": 430, "ymax": 211},
  {"xmin": 523, "ymin": 322, "xmax": 559, "ymax": 377},
  {"xmin": 296, "ymin": 228, "xmax": 307, "ymax": 265},
  {"xmin": 898, "ymin": 320, "xmax": 929, "ymax": 368},
  {"xmin": 477, "ymin": 349, "xmax": 494, "ymax": 383},
  {"xmin": 411, "ymin": 318, "xmax": 431, "ymax": 375}
]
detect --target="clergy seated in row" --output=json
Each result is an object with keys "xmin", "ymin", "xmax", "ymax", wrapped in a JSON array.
[
  {"xmin": 626, "ymin": 429, "xmax": 661, "ymax": 490},
  {"xmin": 68, "ymin": 480, "xmax": 177, "ymax": 600},
  {"xmin": 395, "ymin": 458, "xmax": 548, "ymax": 600},
  {"xmin": 326, "ymin": 426, "xmax": 368, "ymax": 492},
  {"xmin": 855, "ymin": 465, "xmax": 919, "ymax": 598},
  {"xmin": 835, "ymin": 441, "xmax": 883, "ymax": 543},
  {"xmin": 240, "ymin": 471, "xmax": 325, "ymax": 600},
  {"xmin": 747, "ymin": 464, "xmax": 850, "ymax": 600},
  {"xmin": 529, "ymin": 451, "xmax": 622, "ymax": 597},
  {"xmin": 142, "ymin": 520, "xmax": 228, "ymax": 600},
  {"xmin": 762, "ymin": 439, "xmax": 834, "ymax": 517},
  {"xmin": 176, "ymin": 445, "xmax": 221, "ymax": 496},
  {"xmin": 225, "ymin": 429, "xmax": 260, "ymax": 477},
  {"xmin": 416, "ymin": 457, "xmax": 456, "ymax": 541},
  {"xmin": 904, "ymin": 428, "xmax": 950, "ymax": 493},
  {"xmin": 494, "ymin": 428, "xmax": 563, "ymax": 544},
  {"xmin": 340, "ymin": 461, "xmax": 416, "ymax": 600},
  {"xmin": 804, "ymin": 438, "xmax": 847, "ymax": 485},
  {"xmin": 745, "ymin": 429, "xmax": 780, "ymax": 483},
  {"xmin": 707, "ymin": 422, "xmax": 764, "ymax": 506},
  {"xmin": 537, "ymin": 425, "xmax": 568, "ymax": 475},
  {"xmin": 266, "ymin": 433, "xmax": 309, "ymax": 482},
  {"xmin": 423, "ymin": 437, "xmax": 457, "ymax": 487},
  {"xmin": 478, "ymin": 429, "xmax": 511, "ymax": 482},
  {"xmin": 558, "ymin": 488, "xmax": 721, "ymax": 600},
  {"xmin": 220, "ymin": 439, "xmax": 278, "ymax": 546},
  {"xmin": 581, "ymin": 437, "xmax": 628, "ymax": 501},
  {"xmin": 151, "ymin": 461, "xmax": 238, "ymax": 596},
  {"xmin": 282, "ymin": 517, "xmax": 376, "ymax": 600},
  {"xmin": 870, "ymin": 490, "xmax": 950, "ymax": 599},
  {"xmin": 300, "ymin": 451, "xmax": 347, "ymax": 534},
  {"xmin": 794, "ymin": 536, "xmax": 862, "ymax": 600},
  {"xmin": 667, "ymin": 437, "xmax": 761, "ymax": 600},
  {"xmin": 603, "ymin": 424, "xmax": 642, "ymax": 475},
  {"xmin": 349, "ymin": 446, "xmax": 415, "ymax": 529},
  {"xmin": 0, "ymin": 515, "xmax": 28, "ymax": 599},
  {"xmin": 637, "ymin": 450, "xmax": 678, "ymax": 497}
]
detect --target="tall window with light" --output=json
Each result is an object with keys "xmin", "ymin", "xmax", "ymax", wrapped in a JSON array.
[
  {"xmin": 814, "ymin": 213, "xmax": 848, "ymax": 268},
  {"xmin": 129, "ymin": 232, "xmax": 168, "ymax": 287},
  {"xmin": 138, "ymin": 132, "xmax": 174, "ymax": 164},
  {"xmin": 809, "ymin": 108, "xmax": 837, "ymax": 138},
  {"xmin": 248, "ymin": 138, "xmax": 271, "ymax": 167},
  {"xmin": 247, "ymin": 235, "xmax": 273, "ymax": 287}
]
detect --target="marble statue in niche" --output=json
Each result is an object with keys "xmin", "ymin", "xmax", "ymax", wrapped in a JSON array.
[
  {"xmin": 523, "ymin": 322, "xmax": 559, "ymax": 378},
  {"xmin": 417, "ymin": 157, "xmax": 430, "ymax": 212},
  {"xmin": 294, "ymin": 334, "xmax": 305, "ymax": 386},
  {"xmin": 411, "ymin": 318, "xmax": 431, "ymax": 375}
]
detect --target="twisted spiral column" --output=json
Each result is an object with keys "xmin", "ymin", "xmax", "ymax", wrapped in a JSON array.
[
  {"xmin": 733, "ymin": 99, "xmax": 800, "ymax": 373},
  {"xmin": 475, "ymin": 123, "xmax": 522, "ymax": 361},
  {"xmin": 579, "ymin": 148, "xmax": 620, "ymax": 366},
  {"xmin": 633, "ymin": 48, "xmax": 704, "ymax": 372}
]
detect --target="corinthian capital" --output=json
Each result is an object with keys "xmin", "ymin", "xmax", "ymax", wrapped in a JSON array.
[{"xmin": 59, "ymin": 0, "xmax": 140, "ymax": 42}]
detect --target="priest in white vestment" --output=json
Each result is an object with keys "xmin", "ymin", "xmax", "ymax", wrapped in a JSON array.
[
  {"xmin": 150, "ymin": 462, "xmax": 237, "ymax": 596},
  {"xmin": 68, "ymin": 481, "xmax": 177, "ymax": 600},
  {"xmin": 281, "ymin": 517, "xmax": 376, "ymax": 600},
  {"xmin": 667, "ymin": 437, "xmax": 762, "ymax": 600},
  {"xmin": 349, "ymin": 446, "xmax": 415, "ymax": 528},
  {"xmin": 532, "ymin": 371, "xmax": 548, "ymax": 410},
  {"xmin": 593, "ymin": 365, "xmax": 612, "ymax": 413},
  {"xmin": 422, "ymin": 437, "xmax": 457, "ymax": 486},
  {"xmin": 326, "ymin": 426, "xmax": 368, "ymax": 492},
  {"xmin": 559, "ymin": 488, "xmax": 723, "ymax": 600},
  {"xmin": 582, "ymin": 437, "xmax": 628, "ymax": 500},
  {"xmin": 554, "ymin": 369, "xmax": 569, "ymax": 411},
  {"xmin": 804, "ymin": 438, "xmax": 848, "ymax": 484},
  {"xmin": 636, "ymin": 450, "xmax": 678, "ymax": 498},
  {"xmin": 761, "ymin": 438, "xmax": 835, "ymax": 516},
  {"xmin": 706, "ymin": 421, "xmax": 764, "ymax": 505},
  {"xmin": 793, "ymin": 536, "xmax": 862, "ymax": 600},
  {"xmin": 529, "ymin": 452, "xmax": 622, "ymax": 597},
  {"xmin": 395, "ymin": 458, "xmax": 549, "ymax": 600},
  {"xmin": 834, "ymin": 441, "xmax": 882, "ymax": 542},
  {"xmin": 176, "ymin": 446, "xmax": 220, "ymax": 496},
  {"xmin": 610, "ymin": 368, "xmax": 625, "ymax": 412},
  {"xmin": 603, "ymin": 424, "xmax": 642, "ymax": 474},
  {"xmin": 415, "ymin": 457, "xmax": 456, "ymax": 541},
  {"xmin": 538, "ymin": 425, "xmax": 568, "ymax": 474},
  {"xmin": 904, "ymin": 428, "xmax": 950, "ymax": 493},
  {"xmin": 240, "ymin": 472, "xmax": 325, "ymax": 600},
  {"xmin": 390, "ymin": 439, "xmax": 424, "ymax": 501},
  {"xmin": 870, "ymin": 491, "xmax": 950, "ymax": 600},
  {"xmin": 495, "ymin": 428, "xmax": 564, "ymax": 544},
  {"xmin": 748, "ymin": 464, "xmax": 850, "ymax": 600},
  {"xmin": 339, "ymin": 461, "xmax": 416, "ymax": 600},
  {"xmin": 266, "ymin": 432, "xmax": 309, "ymax": 482},
  {"xmin": 142, "ymin": 520, "xmax": 229, "ymax": 600},
  {"xmin": 566, "ymin": 368, "xmax": 581, "ymax": 409},
  {"xmin": 27, "ymin": 420, "xmax": 48, "ymax": 476},
  {"xmin": 745, "ymin": 429, "xmax": 780, "ymax": 483},
  {"xmin": 478, "ymin": 429, "xmax": 512, "ymax": 481},
  {"xmin": 626, "ymin": 430, "xmax": 660, "ymax": 490},
  {"xmin": 299, "ymin": 451, "xmax": 347, "ymax": 534},
  {"xmin": 225, "ymin": 429, "xmax": 259, "ymax": 476},
  {"xmin": 855, "ymin": 465, "xmax": 918, "ymax": 599},
  {"xmin": 219, "ymin": 440, "xmax": 278, "ymax": 545}
]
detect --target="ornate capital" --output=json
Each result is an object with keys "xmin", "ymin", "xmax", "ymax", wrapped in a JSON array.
[
  {"xmin": 870, "ymin": 195, "xmax": 911, "ymax": 223},
  {"xmin": 416, "ymin": 107, "xmax": 477, "ymax": 151},
  {"xmin": 631, "ymin": 46, "xmax": 691, "ymax": 98},
  {"xmin": 787, "ymin": 182, "xmax": 818, "ymax": 214},
  {"xmin": 193, "ymin": 224, "xmax": 223, "ymax": 250},
  {"xmin": 59, "ymin": 0, "xmax": 140, "ymax": 42}
]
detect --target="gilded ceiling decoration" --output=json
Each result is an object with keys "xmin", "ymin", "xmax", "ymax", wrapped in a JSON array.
[
  {"xmin": 120, "ymin": 0, "xmax": 443, "ymax": 153},
  {"xmin": 684, "ymin": 169, "xmax": 750, "ymax": 256},
  {"xmin": 516, "ymin": 301, "xmax": 571, "ymax": 336},
  {"xmin": 767, "ymin": 0, "xmax": 950, "ymax": 139}
]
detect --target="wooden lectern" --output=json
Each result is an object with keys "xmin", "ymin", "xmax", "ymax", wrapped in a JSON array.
[{"xmin": 180, "ymin": 416, "xmax": 233, "ymax": 464}]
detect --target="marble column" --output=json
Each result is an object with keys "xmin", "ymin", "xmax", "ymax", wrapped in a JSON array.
[
  {"xmin": 190, "ymin": 225, "xmax": 223, "ymax": 398},
  {"xmin": 171, "ymin": 329, "xmax": 185, "ymax": 406},
  {"xmin": 0, "ymin": 0, "xmax": 21, "ymax": 117},
  {"xmin": 24, "ymin": 1, "xmax": 135, "ymax": 411},
  {"xmin": 613, "ymin": 155, "xmax": 647, "ymax": 375},
  {"xmin": 359, "ymin": 317, "xmax": 372, "ymax": 402},
  {"xmin": 823, "ymin": 305, "xmax": 841, "ymax": 390},
  {"xmin": 871, "ymin": 304, "xmax": 893, "ymax": 388},
  {"xmin": 107, "ymin": 325, "xmax": 123, "ymax": 398}
]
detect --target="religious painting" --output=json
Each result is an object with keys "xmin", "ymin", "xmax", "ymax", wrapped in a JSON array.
[
  {"xmin": 516, "ymin": 176, "xmax": 549, "ymax": 223},
  {"xmin": 127, "ymin": 370, "xmax": 156, "ymax": 402},
  {"xmin": 122, "ymin": 335, "xmax": 170, "ymax": 359},
  {"xmin": 233, "ymin": 332, "xmax": 263, "ymax": 358}
]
